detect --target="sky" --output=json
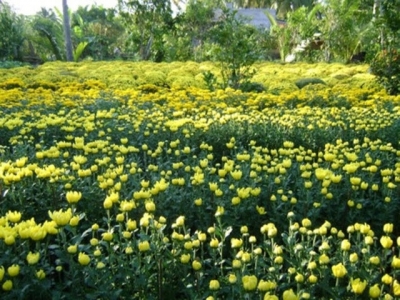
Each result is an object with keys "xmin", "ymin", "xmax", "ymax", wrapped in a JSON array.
[{"xmin": 5, "ymin": 0, "xmax": 120, "ymax": 15}]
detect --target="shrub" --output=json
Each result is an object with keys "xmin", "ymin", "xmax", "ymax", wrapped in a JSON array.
[
  {"xmin": 370, "ymin": 49, "xmax": 400, "ymax": 95},
  {"xmin": 295, "ymin": 78, "xmax": 326, "ymax": 89}
]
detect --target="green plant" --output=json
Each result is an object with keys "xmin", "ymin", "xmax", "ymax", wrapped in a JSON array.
[
  {"xmin": 207, "ymin": 9, "xmax": 261, "ymax": 89},
  {"xmin": 295, "ymin": 78, "xmax": 326, "ymax": 89},
  {"xmin": 0, "ymin": 2, "xmax": 25, "ymax": 61},
  {"xmin": 370, "ymin": 49, "xmax": 400, "ymax": 95}
]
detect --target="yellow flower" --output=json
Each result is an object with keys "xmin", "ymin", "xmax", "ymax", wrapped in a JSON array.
[
  {"xmin": 2, "ymin": 280, "xmax": 12, "ymax": 291},
  {"xmin": 0, "ymin": 266, "xmax": 4, "ymax": 281},
  {"xmin": 192, "ymin": 260, "xmax": 202, "ymax": 271},
  {"xmin": 301, "ymin": 218, "xmax": 312, "ymax": 227},
  {"xmin": 120, "ymin": 200, "xmax": 135, "ymax": 212},
  {"xmin": 30, "ymin": 225, "xmax": 48, "ymax": 241},
  {"xmin": 349, "ymin": 253, "xmax": 358, "ymax": 263},
  {"xmin": 26, "ymin": 251, "xmax": 40, "ymax": 265},
  {"xmin": 393, "ymin": 280, "xmax": 400, "ymax": 296},
  {"xmin": 138, "ymin": 241, "xmax": 150, "ymax": 252},
  {"xmin": 145, "ymin": 201, "xmax": 156, "ymax": 212},
  {"xmin": 231, "ymin": 238, "xmax": 243, "ymax": 249},
  {"xmin": 241, "ymin": 252, "xmax": 251, "ymax": 262},
  {"xmin": 319, "ymin": 254, "xmax": 330, "ymax": 265},
  {"xmin": 369, "ymin": 256, "xmax": 380, "ymax": 265},
  {"xmin": 341, "ymin": 239, "xmax": 351, "ymax": 251},
  {"xmin": 36, "ymin": 269, "xmax": 46, "ymax": 280},
  {"xmin": 116, "ymin": 213, "xmax": 124, "ymax": 223},
  {"xmin": 69, "ymin": 216, "xmax": 80, "ymax": 227},
  {"xmin": 180, "ymin": 253, "xmax": 190, "ymax": 264},
  {"xmin": 67, "ymin": 244, "xmax": 78, "ymax": 254},
  {"xmin": 102, "ymin": 232, "xmax": 113, "ymax": 242},
  {"xmin": 125, "ymin": 246, "xmax": 133, "ymax": 254},
  {"xmin": 380, "ymin": 236, "xmax": 393, "ymax": 249},
  {"xmin": 6, "ymin": 211, "xmax": 22, "ymax": 223},
  {"xmin": 175, "ymin": 216, "xmax": 185, "ymax": 227},
  {"xmin": 242, "ymin": 275, "xmax": 258, "ymax": 291},
  {"xmin": 209, "ymin": 279, "xmax": 220, "ymax": 290},
  {"xmin": 7, "ymin": 264, "xmax": 20, "ymax": 277},
  {"xmin": 215, "ymin": 206, "xmax": 224, "ymax": 217},
  {"xmin": 103, "ymin": 198, "xmax": 113, "ymax": 209},
  {"xmin": 308, "ymin": 274, "xmax": 318, "ymax": 284},
  {"xmin": 369, "ymin": 284, "xmax": 381, "ymax": 298},
  {"xmin": 382, "ymin": 274, "xmax": 393, "ymax": 285},
  {"xmin": 365, "ymin": 236, "xmax": 374, "ymax": 245},
  {"xmin": 391, "ymin": 256, "xmax": 400, "ymax": 269},
  {"xmin": 256, "ymin": 206, "xmax": 266, "ymax": 215},
  {"xmin": 295, "ymin": 273, "xmax": 304, "ymax": 283},
  {"xmin": 274, "ymin": 256, "xmax": 283, "ymax": 264},
  {"xmin": 210, "ymin": 238, "xmax": 219, "ymax": 248},
  {"xmin": 282, "ymin": 289, "xmax": 299, "ymax": 300},
  {"xmin": 48, "ymin": 208, "xmax": 72, "ymax": 226},
  {"xmin": 228, "ymin": 273, "xmax": 237, "ymax": 284},
  {"xmin": 351, "ymin": 278, "xmax": 367, "ymax": 294},
  {"xmin": 230, "ymin": 170, "xmax": 243, "ymax": 180},
  {"xmin": 78, "ymin": 252, "xmax": 91, "ymax": 266},
  {"xmin": 232, "ymin": 259, "xmax": 242, "ymax": 269},
  {"xmin": 332, "ymin": 263, "xmax": 347, "ymax": 278},
  {"xmin": 66, "ymin": 191, "xmax": 82, "ymax": 204},
  {"xmin": 350, "ymin": 177, "xmax": 361, "ymax": 185},
  {"xmin": 126, "ymin": 219, "xmax": 137, "ymax": 231},
  {"xmin": 258, "ymin": 280, "xmax": 276, "ymax": 291},
  {"xmin": 383, "ymin": 223, "xmax": 394, "ymax": 234}
]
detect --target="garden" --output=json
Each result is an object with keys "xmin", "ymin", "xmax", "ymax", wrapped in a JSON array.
[{"xmin": 0, "ymin": 60, "xmax": 399, "ymax": 299}]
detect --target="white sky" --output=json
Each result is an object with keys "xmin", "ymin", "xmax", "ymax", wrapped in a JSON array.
[{"xmin": 6, "ymin": 0, "xmax": 120, "ymax": 15}]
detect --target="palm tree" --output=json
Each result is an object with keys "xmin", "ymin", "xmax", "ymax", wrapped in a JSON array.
[{"xmin": 62, "ymin": 0, "xmax": 73, "ymax": 61}]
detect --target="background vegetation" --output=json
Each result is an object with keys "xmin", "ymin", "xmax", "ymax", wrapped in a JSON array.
[{"xmin": 0, "ymin": 0, "xmax": 399, "ymax": 93}]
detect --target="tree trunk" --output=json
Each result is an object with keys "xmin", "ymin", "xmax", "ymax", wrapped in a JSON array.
[{"xmin": 62, "ymin": 0, "xmax": 73, "ymax": 61}]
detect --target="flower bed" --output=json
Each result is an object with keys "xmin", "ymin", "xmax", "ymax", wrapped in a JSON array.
[{"xmin": 0, "ymin": 62, "xmax": 399, "ymax": 299}]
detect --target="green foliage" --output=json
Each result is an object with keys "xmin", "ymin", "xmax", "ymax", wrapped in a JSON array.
[
  {"xmin": 117, "ymin": 0, "xmax": 174, "ymax": 61},
  {"xmin": 369, "ymin": 0, "xmax": 400, "ymax": 95},
  {"xmin": 73, "ymin": 42, "xmax": 88, "ymax": 62},
  {"xmin": 315, "ymin": 0, "xmax": 373, "ymax": 62},
  {"xmin": 370, "ymin": 49, "xmax": 400, "ymax": 95},
  {"xmin": 0, "ymin": 2, "xmax": 25, "ymax": 61},
  {"xmin": 30, "ymin": 9, "xmax": 65, "ymax": 61},
  {"xmin": 71, "ymin": 6, "xmax": 125, "ymax": 60},
  {"xmin": 163, "ymin": 0, "xmax": 216, "ymax": 62},
  {"xmin": 0, "ymin": 61, "xmax": 28, "ymax": 69},
  {"xmin": 295, "ymin": 77, "xmax": 326, "ymax": 89},
  {"xmin": 207, "ymin": 9, "xmax": 261, "ymax": 89}
]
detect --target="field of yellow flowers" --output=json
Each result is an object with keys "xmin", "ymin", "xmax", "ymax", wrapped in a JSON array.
[{"xmin": 0, "ymin": 61, "xmax": 400, "ymax": 299}]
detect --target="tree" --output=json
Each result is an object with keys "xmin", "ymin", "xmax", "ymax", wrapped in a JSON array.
[
  {"xmin": 315, "ymin": 0, "xmax": 372, "ymax": 62},
  {"xmin": 62, "ymin": 0, "xmax": 73, "ymax": 61},
  {"xmin": 0, "ymin": 1, "xmax": 25, "ymax": 61},
  {"xmin": 162, "ymin": 0, "xmax": 216, "ymax": 61},
  {"xmin": 72, "ymin": 5, "xmax": 125, "ymax": 60},
  {"xmin": 207, "ymin": 8, "xmax": 261, "ymax": 89},
  {"xmin": 266, "ymin": 5, "xmax": 322, "ymax": 62},
  {"xmin": 369, "ymin": 0, "xmax": 400, "ymax": 95},
  {"xmin": 117, "ymin": 0, "xmax": 174, "ymax": 61},
  {"xmin": 30, "ymin": 8, "xmax": 65, "ymax": 61}
]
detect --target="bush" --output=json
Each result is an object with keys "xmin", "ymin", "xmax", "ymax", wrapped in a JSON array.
[
  {"xmin": 370, "ymin": 49, "xmax": 400, "ymax": 95},
  {"xmin": 295, "ymin": 78, "xmax": 326, "ymax": 89}
]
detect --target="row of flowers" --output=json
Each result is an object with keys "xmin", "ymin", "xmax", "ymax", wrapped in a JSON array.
[
  {"xmin": 1, "ymin": 61, "xmax": 399, "ymax": 108},
  {"xmin": 2, "ymin": 202, "xmax": 400, "ymax": 299}
]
